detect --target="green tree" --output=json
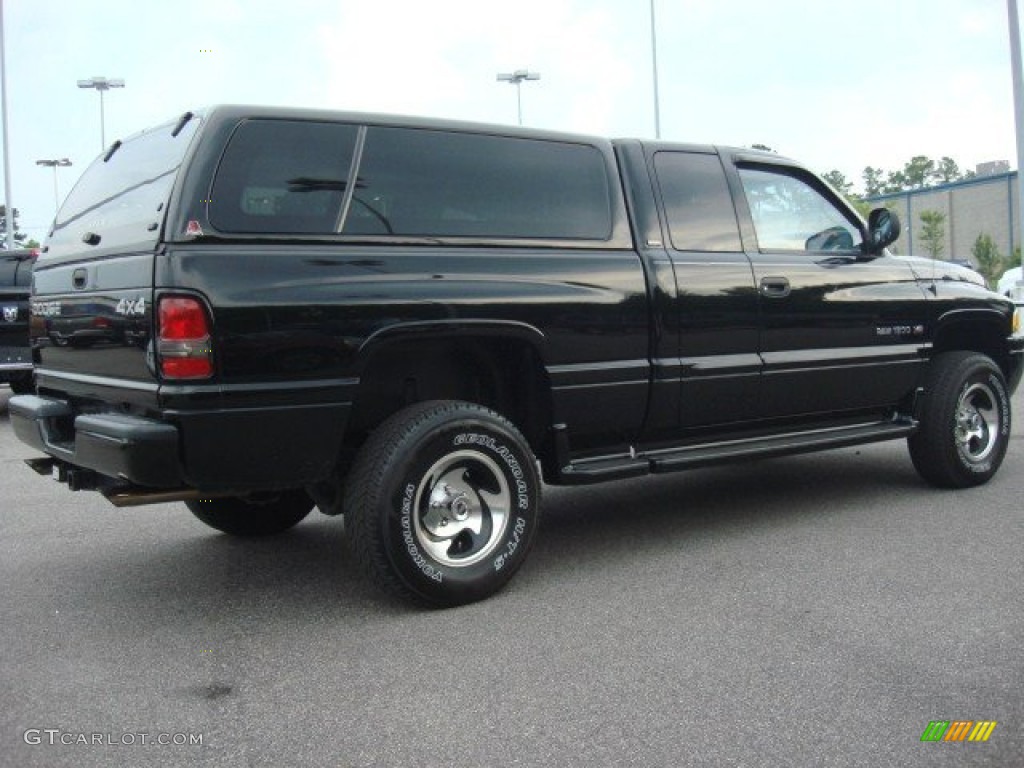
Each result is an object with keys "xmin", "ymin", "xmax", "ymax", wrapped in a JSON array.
[
  {"xmin": 903, "ymin": 156, "xmax": 936, "ymax": 189},
  {"xmin": 934, "ymin": 156, "xmax": 961, "ymax": 184},
  {"xmin": 822, "ymin": 170, "xmax": 855, "ymax": 199},
  {"xmin": 850, "ymin": 197, "xmax": 874, "ymax": 220},
  {"xmin": 884, "ymin": 170, "xmax": 908, "ymax": 194},
  {"xmin": 919, "ymin": 209, "xmax": 946, "ymax": 259},
  {"xmin": 862, "ymin": 156, "xmax": 972, "ymax": 196},
  {"xmin": 863, "ymin": 166, "xmax": 885, "ymax": 197},
  {"xmin": 970, "ymin": 233, "xmax": 1003, "ymax": 288},
  {"xmin": 0, "ymin": 205, "xmax": 26, "ymax": 246}
]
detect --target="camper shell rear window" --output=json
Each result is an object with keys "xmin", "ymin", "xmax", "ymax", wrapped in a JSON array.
[{"xmin": 47, "ymin": 115, "xmax": 200, "ymax": 259}]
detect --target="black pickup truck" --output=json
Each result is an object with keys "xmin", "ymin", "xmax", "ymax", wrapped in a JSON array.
[
  {"xmin": 10, "ymin": 106, "xmax": 1023, "ymax": 605},
  {"xmin": 0, "ymin": 247, "xmax": 36, "ymax": 393}
]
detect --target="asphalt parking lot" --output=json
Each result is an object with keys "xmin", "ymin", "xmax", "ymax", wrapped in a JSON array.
[{"xmin": 1, "ymin": 385, "xmax": 1021, "ymax": 767}]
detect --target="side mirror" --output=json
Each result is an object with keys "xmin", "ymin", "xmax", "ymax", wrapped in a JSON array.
[{"xmin": 867, "ymin": 208, "xmax": 901, "ymax": 254}]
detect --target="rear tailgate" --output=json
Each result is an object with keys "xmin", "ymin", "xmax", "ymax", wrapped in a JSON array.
[
  {"xmin": 30, "ymin": 113, "xmax": 201, "ymax": 407},
  {"xmin": 32, "ymin": 253, "xmax": 156, "ymax": 404}
]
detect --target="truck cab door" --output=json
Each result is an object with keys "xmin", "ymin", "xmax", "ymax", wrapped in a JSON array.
[
  {"xmin": 726, "ymin": 157, "xmax": 926, "ymax": 419},
  {"xmin": 646, "ymin": 148, "xmax": 761, "ymax": 434}
]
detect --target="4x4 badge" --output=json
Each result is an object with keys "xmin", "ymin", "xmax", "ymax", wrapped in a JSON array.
[
  {"xmin": 2, "ymin": 306, "xmax": 16, "ymax": 323},
  {"xmin": 115, "ymin": 297, "xmax": 146, "ymax": 316}
]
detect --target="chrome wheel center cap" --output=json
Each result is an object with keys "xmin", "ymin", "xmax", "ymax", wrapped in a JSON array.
[{"xmin": 450, "ymin": 496, "xmax": 471, "ymax": 522}]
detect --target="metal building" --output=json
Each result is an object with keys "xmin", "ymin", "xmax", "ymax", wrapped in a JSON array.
[{"xmin": 866, "ymin": 170, "xmax": 1020, "ymax": 263}]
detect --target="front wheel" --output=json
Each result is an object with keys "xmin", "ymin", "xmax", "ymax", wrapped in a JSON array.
[
  {"xmin": 344, "ymin": 401, "xmax": 541, "ymax": 607},
  {"xmin": 186, "ymin": 491, "xmax": 314, "ymax": 536},
  {"xmin": 908, "ymin": 352, "xmax": 1011, "ymax": 488}
]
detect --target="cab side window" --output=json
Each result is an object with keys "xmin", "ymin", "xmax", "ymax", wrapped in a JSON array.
[
  {"xmin": 654, "ymin": 151, "xmax": 742, "ymax": 252},
  {"xmin": 738, "ymin": 167, "xmax": 861, "ymax": 253}
]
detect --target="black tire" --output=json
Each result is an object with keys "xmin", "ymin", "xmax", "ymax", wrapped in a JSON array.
[
  {"xmin": 908, "ymin": 352, "xmax": 1011, "ymax": 488},
  {"xmin": 8, "ymin": 374, "xmax": 33, "ymax": 395},
  {"xmin": 186, "ymin": 491, "xmax": 314, "ymax": 536},
  {"xmin": 344, "ymin": 400, "xmax": 541, "ymax": 607}
]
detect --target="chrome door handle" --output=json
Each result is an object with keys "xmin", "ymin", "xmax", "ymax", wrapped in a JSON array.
[{"xmin": 760, "ymin": 276, "xmax": 790, "ymax": 298}]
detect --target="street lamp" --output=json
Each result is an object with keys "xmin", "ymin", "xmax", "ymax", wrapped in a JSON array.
[
  {"xmin": 496, "ymin": 69, "xmax": 540, "ymax": 126},
  {"xmin": 1008, "ymin": 0, "xmax": 1024, "ymax": 263},
  {"xmin": 650, "ymin": 0, "xmax": 661, "ymax": 139},
  {"xmin": 77, "ymin": 76, "xmax": 124, "ymax": 150},
  {"xmin": 0, "ymin": 2, "xmax": 15, "ymax": 250},
  {"xmin": 35, "ymin": 158, "xmax": 72, "ymax": 214}
]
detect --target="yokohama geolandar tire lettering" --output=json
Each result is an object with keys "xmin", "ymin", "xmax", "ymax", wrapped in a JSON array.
[
  {"xmin": 908, "ymin": 352, "xmax": 1011, "ymax": 488},
  {"xmin": 344, "ymin": 400, "xmax": 541, "ymax": 606}
]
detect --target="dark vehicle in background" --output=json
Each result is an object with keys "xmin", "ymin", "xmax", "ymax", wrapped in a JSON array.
[
  {"xmin": 0, "ymin": 247, "xmax": 36, "ymax": 394},
  {"xmin": 9, "ymin": 106, "xmax": 1024, "ymax": 606}
]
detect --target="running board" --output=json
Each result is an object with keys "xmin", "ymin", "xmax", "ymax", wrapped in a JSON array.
[{"xmin": 559, "ymin": 418, "xmax": 917, "ymax": 484}]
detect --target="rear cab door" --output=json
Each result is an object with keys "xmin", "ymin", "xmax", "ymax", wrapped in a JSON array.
[{"xmin": 643, "ymin": 146, "xmax": 761, "ymax": 435}]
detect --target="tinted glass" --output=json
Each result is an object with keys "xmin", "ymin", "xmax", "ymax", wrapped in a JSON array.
[
  {"xmin": 654, "ymin": 152, "xmax": 741, "ymax": 251},
  {"xmin": 211, "ymin": 120, "xmax": 359, "ymax": 233},
  {"xmin": 738, "ymin": 167, "xmax": 862, "ymax": 252},
  {"xmin": 49, "ymin": 116, "xmax": 200, "ymax": 251},
  {"xmin": 344, "ymin": 127, "xmax": 612, "ymax": 240}
]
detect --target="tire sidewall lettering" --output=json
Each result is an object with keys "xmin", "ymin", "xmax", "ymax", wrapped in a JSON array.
[
  {"xmin": 387, "ymin": 421, "xmax": 538, "ymax": 595},
  {"xmin": 398, "ymin": 481, "xmax": 443, "ymax": 582},
  {"xmin": 493, "ymin": 516, "xmax": 527, "ymax": 573},
  {"xmin": 953, "ymin": 368, "xmax": 1009, "ymax": 475},
  {"xmin": 989, "ymin": 372, "xmax": 1010, "ymax": 437},
  {"xmin": 453, "ymin": 432, "xmax": 530, "ymax": 510}
]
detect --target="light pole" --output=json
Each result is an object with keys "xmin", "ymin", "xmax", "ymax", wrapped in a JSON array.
[
  {"xmin": 77, "ymin": 76, "xmax": 124, "ymax": 151},
  {"xmin": 650, "ymin": 0, "xmax": 661, "ymax": 139},
  {"xmin": 0, "ymin": 0, "xmax": 15, "ymax": 250},
  {"xmin": 496, "ymin": 69, "xmax": 540, "ymax": 125},
  {"xmin": 35, "ymin": 158, "xmax": 72, "ymax": 214},
  {"xmin": 1008, "ymin": 0, "xmax": 1024, "ymax": 269}
]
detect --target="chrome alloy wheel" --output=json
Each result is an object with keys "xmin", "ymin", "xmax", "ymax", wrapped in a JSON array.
[
  {"xmin": 413, "ymin": 450, "xmax": 510, "ymax": 567},
  {"xmin": 955, "ymin": 382, "xmax": 1001, "ymax": 464}
]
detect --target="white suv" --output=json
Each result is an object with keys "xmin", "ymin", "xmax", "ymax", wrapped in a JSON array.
[{"xmin": 997, "ymin": 266, "xmax": 1024, "ymax": 301}]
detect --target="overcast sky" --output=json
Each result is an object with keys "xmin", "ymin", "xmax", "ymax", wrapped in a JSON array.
[{"xmin": 4, "ymin": 0, "xmax": 1019, "ymax": 242}]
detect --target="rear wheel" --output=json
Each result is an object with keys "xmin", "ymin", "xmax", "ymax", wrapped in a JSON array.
[
  {"xmin": 908, "ymin": 352, "xmax": 1011, "ymax": 488},
  {"xmin": 186, "ymin": 491, "xmax": 314, "ymax": 536},
  {"xmin": 344, "ymin": 400, "xmax": 541, "ymax": 607}
]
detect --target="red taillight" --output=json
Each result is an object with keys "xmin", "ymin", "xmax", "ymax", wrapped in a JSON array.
[{"xmin": 158, "ymin": 296, "xmax": 213, "ymax": 379}]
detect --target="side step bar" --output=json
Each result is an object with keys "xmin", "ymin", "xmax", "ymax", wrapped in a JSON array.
[{"xmin": 559, "ymin": 417, "xmax": 917, "ymax": 485}]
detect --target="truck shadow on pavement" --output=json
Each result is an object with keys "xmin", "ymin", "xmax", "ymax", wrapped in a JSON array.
[
  {"xmin": 528, "ymin": 446, "xmax": 933, "ymax": 580},
  {"xmin": 49, "ymin": 443, "xmax": 938, "ymax": 621}
]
